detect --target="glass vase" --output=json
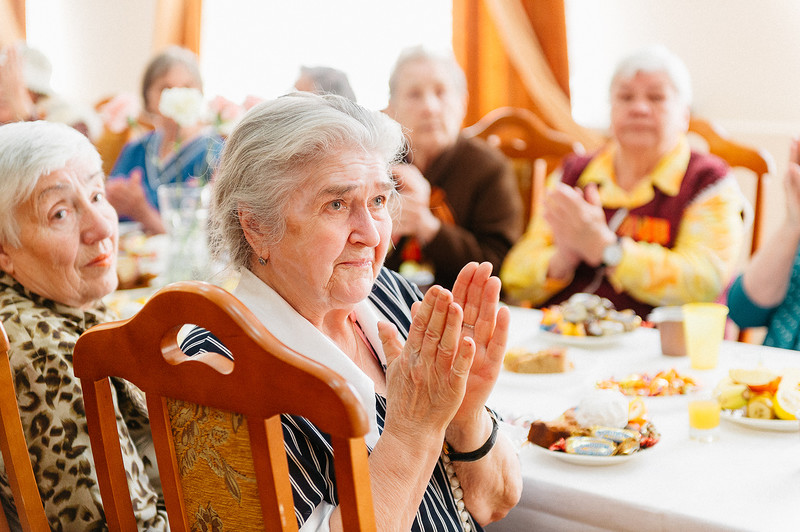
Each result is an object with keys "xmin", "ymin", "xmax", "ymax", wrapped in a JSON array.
[{"xmin": 157, "ymin": 182, "xmax": 212, "ymax": 284}]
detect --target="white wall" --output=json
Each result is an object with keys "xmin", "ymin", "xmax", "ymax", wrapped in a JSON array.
[
  {"xmin": 26, "ymin": 0, "xmax": 156, "ymax": 104},
  {"xmin": 200, "ymin": 0, "xmax": 453, "ymax": 111}
]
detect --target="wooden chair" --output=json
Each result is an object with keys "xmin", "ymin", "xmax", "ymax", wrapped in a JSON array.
[
  {"xmin": 688, "ymin": 117, "xmax": 776, "ymax": 342},
  {"xmin": 688, "ymin": 116, "xmax": 775, "ymax": 256},
  {"xmin": 463, "ymin": 106, "xmax": 585, "ymax": 223},
  {"xmin": 0, "ymin": 323, "xmax": 50, "ymax": 532},
  {"xmin": 72, "ymin": 281, "xmax": 375, "ymax": 531}
]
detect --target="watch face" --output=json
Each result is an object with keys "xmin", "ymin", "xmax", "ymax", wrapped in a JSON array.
[{"xmin": 603, "ymin": 241, "xmax": 623, "ymax": 267}]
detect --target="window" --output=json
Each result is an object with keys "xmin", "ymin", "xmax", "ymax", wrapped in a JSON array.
[{"xmin": 200, "ymin": 0, "xmax": 453, "ymax": 110}]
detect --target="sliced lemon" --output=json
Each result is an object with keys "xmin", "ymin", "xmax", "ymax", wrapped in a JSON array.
[{"xmin": 774, "ymin": 373, "xmax": 800, "ymax": 420}]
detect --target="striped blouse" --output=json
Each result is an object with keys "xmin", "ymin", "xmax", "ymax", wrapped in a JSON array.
[{"xmin": 181, "ymin": 268, "xmax": 481, "ymax": 531}]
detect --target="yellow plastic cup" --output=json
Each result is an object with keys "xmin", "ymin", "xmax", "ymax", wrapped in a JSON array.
[{"xmin": 682, "ymin": 303, "xmax": 729, "ymax": 370}]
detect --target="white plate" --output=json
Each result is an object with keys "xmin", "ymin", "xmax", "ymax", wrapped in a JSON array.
[
  {"xmin": 529, "ymin": 443, "xmax": 639, "ymax": 466},
  {"xmin": 720, "ymin": 411, "xmax": 799, "ymax": 432},
  {"xmin": 537, "ymin": 330, "xmax": 629, "ymax": 347}
]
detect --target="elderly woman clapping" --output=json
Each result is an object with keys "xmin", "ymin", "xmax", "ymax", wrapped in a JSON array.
[
  {"xmin": 0, "ymin": 121, "xmax": 167, "ymax": 530},
  {"xmin": 502, "ymin": 45, "xmax": 746, "ymax": 317},
  {"xmin": 187, "ymin": 93, "xmax": 521, "ymax": 531}
]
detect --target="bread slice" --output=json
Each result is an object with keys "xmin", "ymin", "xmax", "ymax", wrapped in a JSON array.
[{"xmin": 503, "ymin": 346, "xmax": 572, "ymax": 374}]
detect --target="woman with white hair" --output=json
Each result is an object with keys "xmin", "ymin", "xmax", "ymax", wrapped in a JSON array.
[
  {"xmin": 383, "ymin": 46, "xmax": 523, "ymax": 290},
  {"xmin": 186, "ymin": 92, "xmax": 521, "ymax": 530},
  {"xmin": 0, "ymin": 121, "xmax": 167, "ymax": 530},
  {"xmin": 501, "ymin": 45, "xmax": 746, "ymax": 317}
]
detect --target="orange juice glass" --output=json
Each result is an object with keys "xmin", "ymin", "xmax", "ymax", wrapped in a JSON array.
[{"xmin": 688, "ymin": 396, "xmax": 720, "ymax": 442}]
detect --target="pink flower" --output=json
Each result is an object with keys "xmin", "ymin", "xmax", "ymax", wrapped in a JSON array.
[
  {"xmin": 98, "ymin": 92, "xmax": 141, "ymax": 134},
  {"xmin": 242, "ymin": 94, "xmax": 265, "ymax": 111},
  {"xmin": 208, "ymin": 95, "xmax": 242, "ymax": 123},
  {"xmin": 207, "ymin": 95, "xmax": 244, "ymax": 136}
]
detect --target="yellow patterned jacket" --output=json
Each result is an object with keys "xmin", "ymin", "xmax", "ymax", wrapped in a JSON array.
[{"xmin": 500, "ymin": 137, "xmax": 746, "ymax": 316}]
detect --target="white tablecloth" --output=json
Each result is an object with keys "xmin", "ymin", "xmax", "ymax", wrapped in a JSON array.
[{"xmin": 485, "ymin": 306, "xmax": 800, "ymax": 532}]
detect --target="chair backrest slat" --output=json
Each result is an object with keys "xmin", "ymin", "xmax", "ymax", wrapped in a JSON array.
[{"xmin": 0, "ymin": 323, "xmax": 50, "ymax": 532}]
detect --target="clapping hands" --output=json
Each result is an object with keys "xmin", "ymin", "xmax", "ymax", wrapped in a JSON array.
[
  {"xmin": 378, "ymin": 262, "xmax": 508, "ymax": 439},
  {"xmin": 543, "ymin": 182, "xmax": 616, "ymax": 267}
]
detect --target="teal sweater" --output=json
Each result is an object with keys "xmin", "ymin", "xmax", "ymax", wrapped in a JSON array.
[{"xmin": 727, "ymin": 247, "xmax": 800, "ymax": 350}]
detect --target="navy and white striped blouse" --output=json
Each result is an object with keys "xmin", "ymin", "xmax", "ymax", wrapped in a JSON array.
[{"xmin": 182, "ymin": 268, "xmax": 481, "ymax": 531}]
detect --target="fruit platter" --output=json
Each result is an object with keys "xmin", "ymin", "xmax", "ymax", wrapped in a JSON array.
[
  {"xmin": 715, "ymin": 367, "xmax": 800, "ymax": 431},
  {"xmin": 539, "ymin": 293, "xmax": 642, "ymax": 339}
]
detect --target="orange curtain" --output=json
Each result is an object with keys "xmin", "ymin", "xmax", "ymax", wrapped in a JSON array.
[
  {"xmin": 453, "ymin": 0, "xmax": 603, "ymax": 150},
  {"xmin": 0, "ymin": 0, "xmax": 25, "ymax": 47},
  {"xmin": 152, "ymin": 0, "xmax": 203, "ymax": 55}
]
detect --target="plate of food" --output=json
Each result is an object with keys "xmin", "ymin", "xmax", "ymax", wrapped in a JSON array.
[
  {"xmin": 537, "ymin": 330, "xmax": 630, "ymax": 348},
  {"xmin": 530, "ymin": 443, "xmax": 639, "ymax": 466},
  {"xmin": 596, "ymin": 368, "xmax": 698, "ymax": 397},
  {"xmin": 715, "ymin": 367, "xmax": 800, "ymax": 431},
  {"xmin": 525, "ymin": 389, "xmax": 660, "ymax": 466},
  {"xmin": 719, "ymin": 411, "xmax": 799, "ymax": 432},
  {"xmin": 538, "ymin": 293, "xmax": 642, "ymax": 347}
]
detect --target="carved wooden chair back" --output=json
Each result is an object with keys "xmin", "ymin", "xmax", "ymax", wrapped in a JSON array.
[
  {"xmin": 688, "ymin": 116, "xmax": 775, "ymax": 256},
  {"xmin": 73, "ymin": 281, "xmax": 375, "ymax": 531},
  {"xmin": 463, "ymin": 106, "xmax": 584, "ymax": 223}
]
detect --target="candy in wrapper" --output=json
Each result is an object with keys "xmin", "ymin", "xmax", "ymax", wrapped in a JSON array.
[
  {"xmin": 591, "ymin": 426, "xmax": 641, "ymax": 444},
  {"xmin": 613, "ymin": 437, "xmax": 641, "ymax": 455},
  {"xmin": 564, "ymin": 436, "xmax": 616, "ymax": 456}
]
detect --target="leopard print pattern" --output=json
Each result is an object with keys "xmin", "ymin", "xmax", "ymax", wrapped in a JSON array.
[{"xmin": 0, "ymin": 272, "xmax": 168, "ymax": 531}]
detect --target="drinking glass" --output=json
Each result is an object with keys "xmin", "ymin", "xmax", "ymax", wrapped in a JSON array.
[
  {"xmin": 688, "ymin": 391, "xmax": 721, "ymax": 442},
  {"xmin": 157, "ymin": 183, "xmax": 211, "ymax": 283},
  {"xmin": 682, "ymin": 303, "xmax": 728, "ymax": 369}
]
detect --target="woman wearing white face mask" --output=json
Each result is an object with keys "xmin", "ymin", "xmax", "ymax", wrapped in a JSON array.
[
  {"xmin": 0, "ymin": 121, "xmax": 167, "ymax": 531},
  {"xmin": 502, "ymin": 45, "xmax": 746, "ymax": 318}
]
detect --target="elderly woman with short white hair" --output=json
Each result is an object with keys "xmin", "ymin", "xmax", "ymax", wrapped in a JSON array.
[
  {"xmin": 383, "ymin": 46, "xmax": 523, "ymax": 290},
  {"xmin": 502, "ymin": 45, "xmax": 746, "ymax": 317},
  {"xmin": 187, "ymin": 92, "xmax": 521, "ymax": 531},
  {"xmin": 0, "ymin": 121, "xmax": 167, "ymax": 530}
]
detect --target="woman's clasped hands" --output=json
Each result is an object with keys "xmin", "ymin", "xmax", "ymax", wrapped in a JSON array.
[{"xmin": 378, "ymin": 262, "xmax": 509, "ymax": 446}]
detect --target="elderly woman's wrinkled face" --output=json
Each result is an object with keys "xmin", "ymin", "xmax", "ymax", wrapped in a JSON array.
[
  {"xmin": 388, "ymin": 58, "xmax": 466, "ymax": 163},
  {"xmin": 0, "ymin": 161, "xmax": 118, "ymax": 308},
  {"xmin": 610, "ymin": 70, "xmax": 689, "ymax": 155},
  {"xmin": 259, "ymin": 150, "xmax": 393, "ymax": 315}
]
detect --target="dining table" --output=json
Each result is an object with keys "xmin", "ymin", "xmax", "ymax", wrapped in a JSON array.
[{"xmin": 485, "ymin": 306, "xmax": 800, "ymax": 532}]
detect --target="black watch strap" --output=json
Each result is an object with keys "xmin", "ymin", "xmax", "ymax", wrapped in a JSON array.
[{"xmin": 442, "ymin": 407, "xmax": 499, "ymax": 462}]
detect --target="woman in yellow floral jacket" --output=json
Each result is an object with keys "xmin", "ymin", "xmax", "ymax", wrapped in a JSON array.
[{"xmin": 501, "ymin": 46, "xmax": 746, "ymax": 317}]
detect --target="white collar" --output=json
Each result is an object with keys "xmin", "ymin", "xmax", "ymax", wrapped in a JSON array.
[{"xmin": 233, "ymin": 269, "xmax": 384, "ymax": 445}]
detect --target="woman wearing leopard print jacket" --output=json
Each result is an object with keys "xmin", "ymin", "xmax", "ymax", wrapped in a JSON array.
[{"xmin": 0, "ymin": 121, "xmax": 167, "ymax": 531}]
